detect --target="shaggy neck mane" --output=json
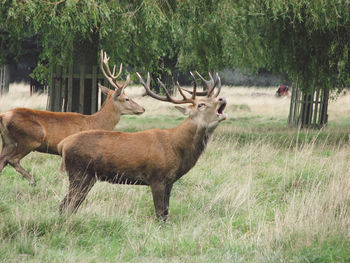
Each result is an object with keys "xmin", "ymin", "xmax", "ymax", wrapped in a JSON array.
[{"xmin": 171, "ymin": 118, "xmax": 214, "ymax": 178}]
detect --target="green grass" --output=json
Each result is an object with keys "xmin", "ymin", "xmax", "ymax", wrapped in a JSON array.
[{"xmin": 1, "ymin": 89, "xmax": 350, "ymax": 262}]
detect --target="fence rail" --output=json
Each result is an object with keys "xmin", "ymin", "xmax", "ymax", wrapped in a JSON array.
[
  {"xmin": 48, "ymin": 65, "xmax": 111, "ymax": 114},
  {"xmin": 288, "ymin": 87, "xmax": 329, "ymax": 128}
]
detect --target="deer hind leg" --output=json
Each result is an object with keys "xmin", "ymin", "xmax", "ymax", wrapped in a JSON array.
[
  {"xmin": 1, "ymin": 119, "xmax": 44, "ymax": 184},
  {"xmin": 151, "ymin": 182, "xmax": 173, "ymax": 222},
  {"xmin": 7, "ymin": 145, "xmax": 39, "ymax": 185},
  {"xmin": 0, "ymin": 120, "xmax": 14, "ymax": 173},
  {"xmin": 0, "ymin": 154, "xmax": 8, "ymax": 174},
  {"xmin": 7, "ymin": 137, "xmax": 42, "ymax": 185},
  {"xmin": 60, "ymin": 172, "xmax": 96, "ymax": 215},
  {"xmin": 0, "ymin": 132, "xmax": 39, "ymax": 185},
  {"xmin": 0, "ymin": 156, "xmax": 8, "ymax": 174},
  {"xmin": 0, "ymin": 134, "xmax": 17, "ymax": 174},
  {"xmin": 8, "ymin": 158, "xmax": 35, "ymax": 185}
]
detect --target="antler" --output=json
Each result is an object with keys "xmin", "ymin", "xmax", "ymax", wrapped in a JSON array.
[
  {"xmin": 99, "ymin": 50, "xmax": 125, "ymax": 94},
  {"xmin": 136, "ymin": 72, "xmax": 196, "ymax": 104},
  {"xmin": 213, "ymin": 73, "xmax": 222, "ymax": 98},
  {"xmin": 183, "ymin": 72, "xmax": 222, "ymax": 98}
]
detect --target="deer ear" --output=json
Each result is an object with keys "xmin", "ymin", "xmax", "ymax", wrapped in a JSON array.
[
  {"xmin": 99, "ymin": 84, "xmax": 111, "ymax": 95},
  {"xmin": 175, "ymin": 105, "xmax": 191, "ymax": 115},
  {"xmin": 113, "ymin": 87, "xmax": 124, "ymax": 99}
]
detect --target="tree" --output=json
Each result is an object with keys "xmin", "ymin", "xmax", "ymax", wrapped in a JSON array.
[
  {"xmin": 0, "ymin": 1, "xmax": 229, "ymax": 88},
  {"xmin": 220, "ymin": 0, "xmax": 350, "ymax": 127},
  {"xmin": 1, "ymin": 0, "xmax": 348, "ymax": 122}
]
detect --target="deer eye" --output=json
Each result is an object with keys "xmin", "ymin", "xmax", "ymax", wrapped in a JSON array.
[
  {"xmin": 198, "ymin": 103, "xmax": 205, "ymax": 108},
  {"xmin": 125, "ymin": 98, "xmax": 129, "ymax": 102}
]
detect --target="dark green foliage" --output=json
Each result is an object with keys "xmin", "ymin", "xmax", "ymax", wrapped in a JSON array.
[
  {"xmin": 225, "ymin": 0, "xmax": 350, "ymax": 92},
  {"xmin": 0, "ymin": 0, "xmax": 349, "ymax": 92}
]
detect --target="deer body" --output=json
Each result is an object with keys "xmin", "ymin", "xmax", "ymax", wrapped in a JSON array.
[
  {"xmin": 59, "ymin": 118, "xmax": 212, "ymax": 184},
  {"xmin": 0, "ymin": 98, "xmax": 121, "ymax": 155},
  {"xmin": 0, "ymin": 51, "xmax": 145, "ymax": 184},
  {"xmin": 58, "ymin": 72, "xmax": 226, "ymax": 221}
]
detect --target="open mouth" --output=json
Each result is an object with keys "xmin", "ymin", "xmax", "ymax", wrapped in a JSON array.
[
  {"xmin": 217, "ymin": 100, "xmax": 227, "ymax": 120},
  {"xmin": 218, "ymin": 102, "xmax": 226, "ymax": 114}
]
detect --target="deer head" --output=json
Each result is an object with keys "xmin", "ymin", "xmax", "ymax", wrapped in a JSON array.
[
  {"xmin": 100, "ymin": 50, "xmax": 145, "ymax": 115},
  {"xmin": 137, "ymin": 71, "xmax": 226, "ymax": 129}
]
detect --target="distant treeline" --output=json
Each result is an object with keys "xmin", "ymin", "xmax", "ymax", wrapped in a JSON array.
[
  {"xmin": 220, "ymin": 69, "xmax": 289, "ymax": 87},
  {"xmin": 8, "ymin": 59, "xmax": 287, "ymax": 88}
]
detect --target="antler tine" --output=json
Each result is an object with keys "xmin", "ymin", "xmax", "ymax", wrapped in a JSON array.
[
  {"xmin": 137, "ymin": 72, "xmax": 169, "ymax": 102},
  {"xmin": 183, "ymin": 71, "xmax": 216, "ymax": 97},
  {"xmin": 100, "ymin": 50, "xmax": 124, "ymax": 91},
  {"xmin": 112, "ymin": 74, "xmax": 130, "ymax": 97},
  {"xmin": 213, "ymin": 73, "xmax": 222, "ymax": 97},
  {"xmin": 207, "ymin": 74, "xmax": 218, "ymax": 97},
  {"xmin": 196, "ymin": 71, "xmax": 215, "ymax": 91},
  {"xmin": 100, "ymin": 50, "xmax": 119, "ymax": 90},
  {"xmin": 114, "ymin": 64, "xmax": 123, "ymax": 81},
  {"xmin": 103, "ymin": 51, "xmax": 122, "ymax": 81},
  {"xmin": 189, "ymin": 71, "xmax": 197, "ymax": 100},
  {"xmin": 205, "ymin": 72, "xmax": 218, "ymax": 97},
  {"xmin": 121, "ymin": 74, "xmax": 131, "ymax": 89},
  {"xmin": 176, "ymin": 81, "xmax": 189, "ymax": 100},
  {"xmin": 158, "ymin": 79, "xmax": 195, "ymax": 104},
  {"xmin": 182, "ymin": 71, "xmax": 208, "ymax": 96},
  {"xmin": 157, "ymin": 79, "xmax": 178, "ymax": 102},
  {"xmin": 137, "ymin": 72, "xmax": 194, "ymax": 104}
]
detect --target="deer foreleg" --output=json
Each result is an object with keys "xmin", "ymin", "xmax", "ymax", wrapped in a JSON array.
[
  {"xmin": 151, "ymin": 182, "xmax": 173, "ymax": 222},
  {"xmin": 164, "ymin": 184, "xmax": 173, "ymax": 218},
  {"xmin": 60, "ymin": 173, "xmax": 96, "ymax": 214}
]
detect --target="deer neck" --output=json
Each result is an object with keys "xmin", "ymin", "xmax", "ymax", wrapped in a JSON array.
[
  {"xmin": 171, "ymin": 118, "xmax": 214, "ymax": 177},
  {"xmin": 88, "ymin": 99, "xmax": 120, "ymax": 130}
]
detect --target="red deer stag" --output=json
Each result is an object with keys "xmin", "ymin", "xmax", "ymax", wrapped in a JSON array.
[
  {"xmin": 0, "ymin": 51, "xmax": 145, "ymax": 185},
  {"xmin": 58, "ymin": 71, "xmax": 226, "ymax": 221}
]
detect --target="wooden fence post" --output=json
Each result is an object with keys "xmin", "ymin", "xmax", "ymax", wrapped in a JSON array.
[
  {"xmin": 0, "ymin": 65, "xmax": 10, "ymax": 95},
  {"xmin": 48, "ymin": 65, "xmax": 55, "ymax": 111},
  {"xmin": 91, "ymin": 65, "xmax": 98, "ymax": 113},
  {"xmin": 47, "ymin": 64, "xmax": 107, "ymax": 114},
  {"xmin": 320, "ymin": 88, "xmax": 329, "ymax": 126},
  {"xmin": 66, "ymin": 64, "xmax": 73, "ymax": 112},
  {"xmin": 79, "ymin": 65, "xmax": 85, "ymax": 114}
]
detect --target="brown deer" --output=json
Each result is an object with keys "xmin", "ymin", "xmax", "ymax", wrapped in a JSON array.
[
  {"xmin": 58, "ymin": 71, "xmax": 227, "ymax": 221},
  {"xmin": 0, "ymin": 51, "xmax": 145, "ymax": 185}
]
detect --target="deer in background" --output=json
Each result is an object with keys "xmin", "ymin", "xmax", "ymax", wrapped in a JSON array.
[
  {"xmin": 0, "ymin": 51, "xmax": 145, "ymax": 185},
  {"xmin": 58, "ymin": 71, "xmax": 227, "ymax": 221}
]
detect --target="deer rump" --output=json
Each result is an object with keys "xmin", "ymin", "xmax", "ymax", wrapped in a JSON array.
[
  {"xmin": 58, "ymin": 129, "xmax": 180, "ymax": 186},
  {"xmin": 2, "ymin": 109, "xmax": 90, "ymax": 154}
]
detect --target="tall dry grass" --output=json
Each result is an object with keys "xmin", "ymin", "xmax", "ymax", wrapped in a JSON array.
[{"xmin": 0, "ymin": 82, "xmax": 47, "ymax": 112}]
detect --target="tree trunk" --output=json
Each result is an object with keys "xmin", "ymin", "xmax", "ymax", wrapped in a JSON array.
[
  {"xmin": 48, "ymin": 34, "xmax": 99, "ymax": 113},
  {"xmin": 71, "ymin": 34, "xmax": 98, "ymax": 114}
]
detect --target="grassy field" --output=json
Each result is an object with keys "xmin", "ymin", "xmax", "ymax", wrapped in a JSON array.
[{"xmin": 0, "ymin": 83, "xmax": 349, "ymax": 262}]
